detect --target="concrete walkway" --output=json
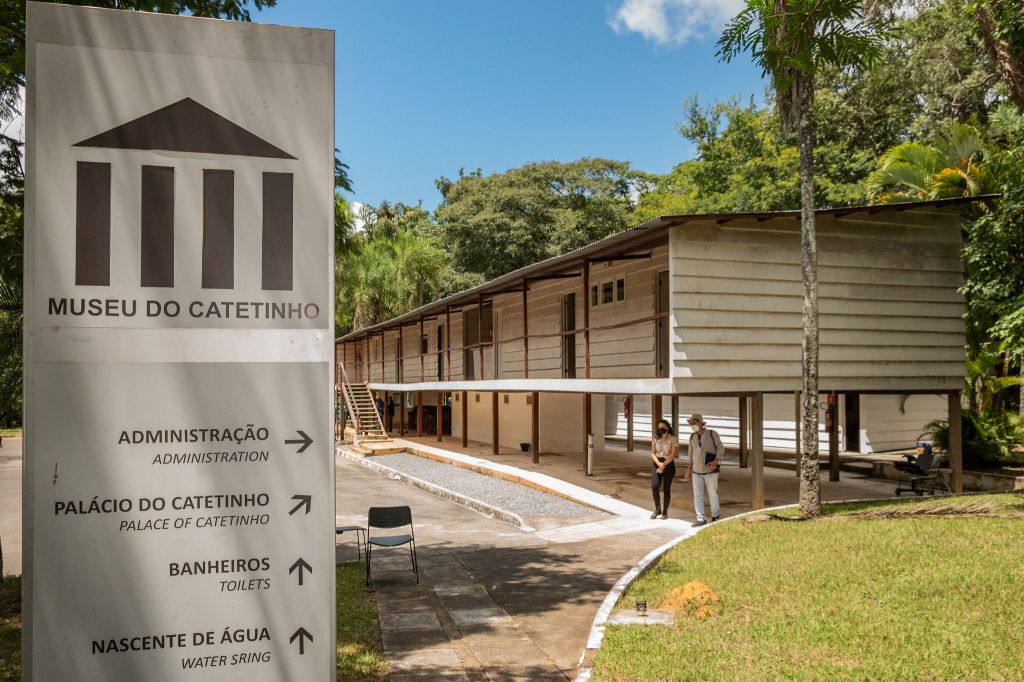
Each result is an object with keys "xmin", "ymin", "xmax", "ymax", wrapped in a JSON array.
[
  {"xmin": 393, "ymin": 434, "xmax": 905, "ymax": 521},
  {"xmin": 335, "ymin": 453, "xmax": 682, "ymax": 680}
]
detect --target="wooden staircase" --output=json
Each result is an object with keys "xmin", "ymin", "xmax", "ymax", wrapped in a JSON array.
[{"xmin": 339, "ymin": 364, "xmax": 389, "ymax": 442}]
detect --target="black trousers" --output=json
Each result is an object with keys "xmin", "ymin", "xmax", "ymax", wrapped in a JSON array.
[{"xmin": 651, "ymin": 460, "xmax": 676, "ymax": 511}]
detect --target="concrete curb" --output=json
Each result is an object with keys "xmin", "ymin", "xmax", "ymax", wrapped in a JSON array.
[{"xmin": 337, "ymin": 446, "xmax": 537, "ymax": 531}]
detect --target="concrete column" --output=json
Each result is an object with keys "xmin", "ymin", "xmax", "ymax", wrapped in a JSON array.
[{"xmin": 751, "ymin": 392, "xmax": 765, "ymax": 509}]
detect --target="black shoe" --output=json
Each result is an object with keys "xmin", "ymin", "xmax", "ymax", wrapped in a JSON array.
[
  {"xmin": 711, "ymin": 516, "xmax": 720, "ymax": 523},
  {"xmin": 694, "ymin": 519, "xmax": 707, "ymax": 526},
  {"xmin": 650, "ymin": 510, "xmax": 662, "ymax": 519},
  {"xmin": 660, "ymin": 513, "xmax": 668, "ymax": 520}
]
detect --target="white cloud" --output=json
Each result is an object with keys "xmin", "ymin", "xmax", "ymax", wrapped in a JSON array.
[
  {"xmin": 609, "ymin": 0, "xmax": 746, "ymax": 46},
  {"xmin": 350, "ymin": 201, "xmax": 366, "ymax": 233}
]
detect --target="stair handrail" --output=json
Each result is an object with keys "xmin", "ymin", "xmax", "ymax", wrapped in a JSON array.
[{"xmin": 337, "ymin": 363, "xmax": 360, "ymax": 434}]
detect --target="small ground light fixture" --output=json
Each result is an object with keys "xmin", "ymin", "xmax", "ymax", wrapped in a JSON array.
[{"xmin": 635, "ymin": 599, "xmax": 647, "ymax": 615}]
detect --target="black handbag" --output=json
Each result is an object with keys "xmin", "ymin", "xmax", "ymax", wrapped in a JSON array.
[{"xmin": 700, "ymin": 431, "xmax": 718, "ymax": 465}]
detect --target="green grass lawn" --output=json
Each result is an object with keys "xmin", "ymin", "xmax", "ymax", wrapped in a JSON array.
[
  {"xmin": 592, "ymin": 493, "xmax": 1024, "ymax": 682},
  {"xmin": 0, "ymin": 429, "xmax": 20, "ymax": 439},
  {"xmin": 0, "ymin": 564, "xmax": 387, "ymax": 681},
  {"xmin": 0, "ymin": 576, "xmax": 18, "ymax": 682}
]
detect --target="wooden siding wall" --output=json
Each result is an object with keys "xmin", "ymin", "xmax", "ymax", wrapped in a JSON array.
[
  {"xmin": 670, "ymin": 208, "xmax": 966, "ymax": 393},
  {"xmin": 339, "ymin": 245, "xmax": 668, "ymax": 384}
]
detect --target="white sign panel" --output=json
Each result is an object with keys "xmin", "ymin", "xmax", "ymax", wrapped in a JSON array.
[{"xmin": 24, "ymin": 4, "xmax": 335, "ymax": 679}]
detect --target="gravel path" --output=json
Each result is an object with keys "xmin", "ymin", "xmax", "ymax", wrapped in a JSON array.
[{"xmin": 370, "ymin": 453, "xmax": 607, "ymax": 519}]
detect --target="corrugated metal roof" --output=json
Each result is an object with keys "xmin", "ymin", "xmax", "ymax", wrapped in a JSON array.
[{"xmin": 336, "ymin": 194, "xmax": 998, "ymax": 341}]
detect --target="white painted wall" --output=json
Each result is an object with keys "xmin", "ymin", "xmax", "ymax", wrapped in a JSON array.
[
  {"xmin": 451, "ymin": 391, "xmax": 605, "ymax": 454},
  {"xmin": 603, "ymin": 393, "xmax": 947, "ymax": 454}
]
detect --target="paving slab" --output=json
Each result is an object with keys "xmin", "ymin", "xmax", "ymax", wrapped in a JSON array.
[{"xmin": 337, "ymin": 453, "xmax": 679, "ymax": 679}]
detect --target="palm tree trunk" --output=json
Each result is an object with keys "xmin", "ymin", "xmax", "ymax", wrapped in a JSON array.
[{"xmin": 796, "ymin": 72, "xmax": 821, "ymax": 518}]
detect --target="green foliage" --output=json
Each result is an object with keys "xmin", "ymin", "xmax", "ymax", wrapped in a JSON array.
[
  {"xmin": 921, "ymin": 411, "xmax": 1024, "ymax": 466},
  {"xmin": 867, "ymin": 123, "xmax": 991, "ymax": 202},
  {"xmin": 434, "ymin": 158, "xmax": 652, "ymax": 280},
  {"xmin": 335, "ymin": 202, "xmax": 448, "ymax": 334},
  {"xmin": 634, "ymin": 98, "xmax": 878, "ymax": 220},
  {"xmin": 717, "ymin": 0, "xmax": 889, "ymax": 137}
]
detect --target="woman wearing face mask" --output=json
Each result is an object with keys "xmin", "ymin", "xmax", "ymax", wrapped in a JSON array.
[{"xmin": 649, "ymin": 419, "xmax": 678, "ymax": 520}]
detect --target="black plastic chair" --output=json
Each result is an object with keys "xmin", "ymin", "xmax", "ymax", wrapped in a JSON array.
[
  {"xmin": 335, "ymin": 525, "xmax": 367, "ymax": 561},
  {"xmin": 895, "ymin": 450, "xmax": 950, "ymax": 495},
  {"xmin": 365, "ymin": 506, "xmax": 419, "ymax": 587}
]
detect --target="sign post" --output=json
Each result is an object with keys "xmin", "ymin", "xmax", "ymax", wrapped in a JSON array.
[{"xmin": 23, "ymin": 4, "xmax": 335, "ymax": 679}]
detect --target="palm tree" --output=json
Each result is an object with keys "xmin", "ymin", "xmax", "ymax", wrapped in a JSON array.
[
  {"xmin": 389, "ymin": 227, "xmax": 445, "ymax": 309},
  {"xmin": 719, "ymin": 1, "xmax": 888, "ymax": 517},
  {"xmin": 867, "ymin": 123, "xmax": 990, "ymax": 203}
]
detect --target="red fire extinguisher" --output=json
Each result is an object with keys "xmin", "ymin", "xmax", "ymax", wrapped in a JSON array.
[
  {"xmin": 624, "ymin": 397, "xmax": 630, "ymax": 420},
  {"xmin": 824, "ymin": 393, "xmax": 837, "ymax": 433}
]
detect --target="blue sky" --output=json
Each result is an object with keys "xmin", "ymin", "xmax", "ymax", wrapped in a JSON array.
[{"xmin": 257, "ymin": 1, "xmax": 768, "ymax": 211}]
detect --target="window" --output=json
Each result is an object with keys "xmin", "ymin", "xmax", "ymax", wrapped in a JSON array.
[
  {"xmin": 421, "ymin": 335, "xmax": 428, "ymax": 354},
  {"xmin": 592, "ymin": 277, "xmax": 627, "ymax": 307}
]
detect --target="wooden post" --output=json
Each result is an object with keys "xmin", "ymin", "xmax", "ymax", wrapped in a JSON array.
[
  {"xmin": 583, "ymin": 393, "xmax": 592, "ymax": 470},
  {"xmin": 477, "ymin": 294, "xmax": 485, "ymax": 380},
  {"xmin": 738, "ymin": 395, "xmax": 748, "ymax": 468},
  {"xmin": 522, "ymin": 281, "xmax": 530, "ymax": 379},
  {"xmin": 383, "ymin": 390, "xmax": 390, "ymax": 431},
  {"xmin": 626, "ymin": 395, "xmax": 634, "ymax": 452},
  {"xmin": 531, "ymin": 391, "xmax": 540, "ymax": 464},
  {"xmin": 461, "ymin": 391, "xmax": 468, "ymax": 448},
  {"xmin": 751, "ymin": 392, "xmax": 765, "ymax": 509},
  {"xmin": 397, "ymin": 331, "xmax": 404, "ymax": 383},
  {"xmin": 437, "ymin": 391, "xmax": 443, "ymax": 442},
  {"xmin": 948, "ymin": 390, "xmax": 963, "ymax": 493},
  {"xmin": 829, "ymin": 395, "xmax": 840, "ymax": 482},
  {"xmin": 446, "ymin": 306, "xmax": 452, "ymax": 381},
  {"xmin": 399, "ymin": 392, "xmax": 406, "ymax": 436},
  {"xmin": 583, "ymin": 261, "xmax": 591, "ymax": 378},
  {"xmin": 419, "ymin": 316, "xmax": 425, "ymax": 382},
  {"xmin": 492, "ymin": 392, "xmax": 500, "ymax": 455},
  {"xmin": 416, "ymin": 391, "xmax": 423, "ymax": 438},
  {"xmin": 671, "ymin": 395, "xmax": 679, "ymax": 438},
  {"xmin": 380, "ymin": 331, "xmax": 385, "ymax": 380},
  {"xmin": 794, "ymin": 391, "xmax": 801, "ymax": 477},
  {"xmin": 364, "ymin": 335, "xmax": 370, "ymax": 382}
]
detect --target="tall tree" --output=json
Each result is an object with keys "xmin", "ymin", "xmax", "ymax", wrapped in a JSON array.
[
  {"xmin": 719, "ymin": 1, "xmax": 887, "ymax": 517},
  {"xmin": 434, "ymin": 158, "xmax": 652, "ymax": 280}
]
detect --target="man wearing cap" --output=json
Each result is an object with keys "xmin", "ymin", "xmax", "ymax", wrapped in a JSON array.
[{"xmin": 683, "ymin": 414, "xmax": 723, "ymax": 525}]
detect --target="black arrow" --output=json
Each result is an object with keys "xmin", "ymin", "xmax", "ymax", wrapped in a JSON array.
[
  {"xmin": 285, "ymin": 430, "xmax": 314, "ymax": 454},
  {"xmin": 289, "ymin": 495, "xmax": 312, "ymax": 516},
  {"xmin": 289, "ymin": 627, "xmax": 313, "ymax": 655},
  {"xmin": 289, "ymin": 557, "xmax": 312, "ymax": 586}
]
